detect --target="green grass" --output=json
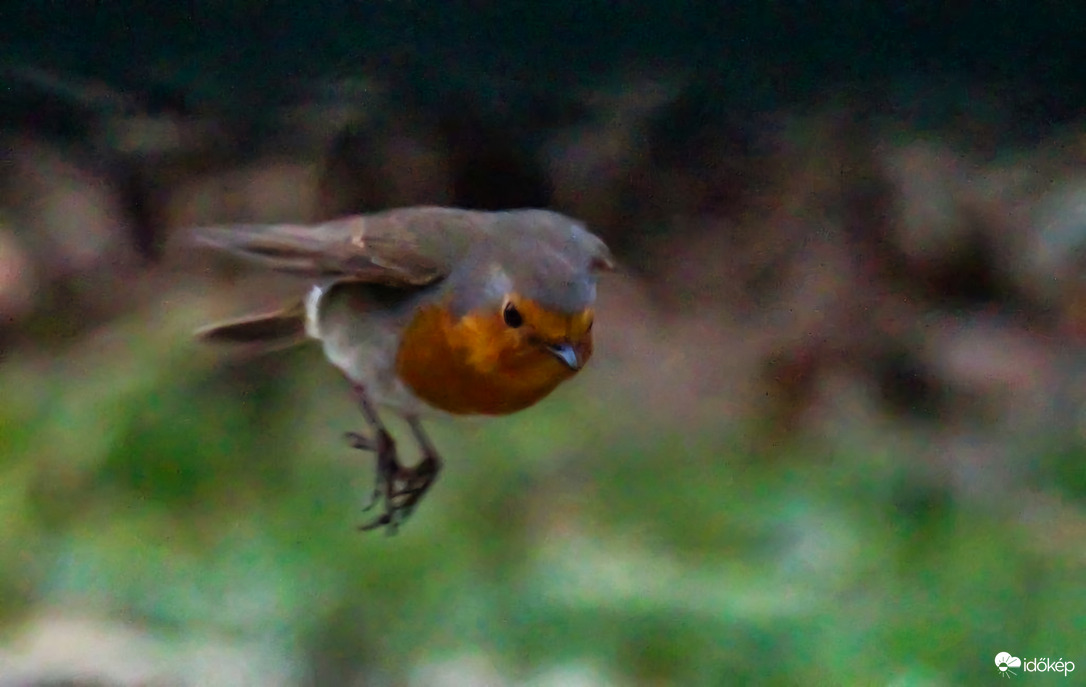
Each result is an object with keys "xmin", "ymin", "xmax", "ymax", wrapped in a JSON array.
[{"xmin": 0, "ymin": 306, "xmax": 1082, "ymax": 686}]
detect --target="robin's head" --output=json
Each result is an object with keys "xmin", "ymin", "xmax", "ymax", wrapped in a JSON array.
[
  {"xmin": 396, "ymin": 211, "xmax": 613, "ymax": 415},
  {"xmin": 451, "ymin": 213, "xmax": 613, "ymax": 373}
]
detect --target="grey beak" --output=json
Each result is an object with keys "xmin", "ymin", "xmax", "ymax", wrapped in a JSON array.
[{"xmin": 547, "ymin": 342, "xmax": 581, "ymax": 371}]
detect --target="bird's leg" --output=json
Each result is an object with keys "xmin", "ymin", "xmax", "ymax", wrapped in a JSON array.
[
  {"xmin": 391, "ymin": 415, "xmax": 443, "ymax": 507},
  {"xmin": 345, "ymin": 383, "xmax": 410, "ymax": 533},
  {"xmin": 347, "ymin": 429, "xmax": 399, "ymax": 515},
  {"xmin": 345, "ymin": 385, "xmax": 440, "ymax": 533},
  {"xmin": 345, "ymin": 383, "xmax": 395, "ymax": 508},
  {"xmin": 360, "ymin": 416, "xmax": 443, "ymax": 529}
]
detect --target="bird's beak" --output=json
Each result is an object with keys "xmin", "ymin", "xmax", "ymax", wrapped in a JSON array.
[{"xmin": 547, "ymin": 342, "xmax": 581, "ymax": 371}]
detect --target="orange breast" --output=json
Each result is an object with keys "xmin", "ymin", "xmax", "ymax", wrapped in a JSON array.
[{"xmin": 395, "ymin": 303, "xmax": 582, "ymax": 415}]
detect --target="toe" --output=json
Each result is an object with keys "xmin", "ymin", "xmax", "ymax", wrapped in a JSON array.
[{"xmin": 345, "ymin": 431, "xmax": 375, "ymax": 451}]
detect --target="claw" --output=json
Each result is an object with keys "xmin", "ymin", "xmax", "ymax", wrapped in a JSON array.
[
  {"xmin": 356, "ymin": 454, "xmax": 440, "ymax": 534},
  {"xmin": 345, "ymin": 431, "xmax": 375, "ymax": 452},
  {"xmin": 360, "ymin": 487, "xmax": 380, "ymax": 513},
  {"xmin": 345, "ymin": 431, "xmax": 382, "ymax": 510},
  {"xmin": 345, "ymin": 383, "xmax": 443, "ymax": 534},
  {"xmin": 358, "ymin": 511, "xmax": 395, "ymax": 533}
]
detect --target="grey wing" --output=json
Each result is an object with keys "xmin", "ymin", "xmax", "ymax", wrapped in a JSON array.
[{"xmin": 191, "ymin": 215, "xmax": 447, "ymax": 287}]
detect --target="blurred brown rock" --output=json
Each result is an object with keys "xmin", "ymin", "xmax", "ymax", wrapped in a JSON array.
[
  {"xmin": 0, "ymin": 137, "xmax": 144, "ymax": 343},
  {"xmin": 0, "ymin": 223, "xmax": 38, "ymax": 326},
  {"xmin": 878, "ymin": 138, "xmax": 976, "ymax": 267}
]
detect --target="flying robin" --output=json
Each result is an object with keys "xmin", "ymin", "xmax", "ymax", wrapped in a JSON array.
[{"xmin": 192, "ymin": 206, "xmax": 614, "ymax": 532}]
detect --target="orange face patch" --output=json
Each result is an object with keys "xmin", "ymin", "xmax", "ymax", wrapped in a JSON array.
[{"xmin": 395, "ymin": 297, "xmax": 594, "ymax": 416}]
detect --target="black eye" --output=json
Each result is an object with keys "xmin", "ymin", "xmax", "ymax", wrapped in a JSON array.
[{"xmin": 503, "ymin": 302, "xmax": 523, "ymax": 328}]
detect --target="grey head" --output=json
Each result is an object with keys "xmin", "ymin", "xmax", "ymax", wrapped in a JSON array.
[{"xmin": 444, "ymin": 209, "xmax": 614, "ymax": 319}]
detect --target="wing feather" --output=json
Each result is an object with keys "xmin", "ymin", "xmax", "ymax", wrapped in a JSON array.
[{"xmin": 191, "ymin": 216, "xmax": 446, "ymax": 287}]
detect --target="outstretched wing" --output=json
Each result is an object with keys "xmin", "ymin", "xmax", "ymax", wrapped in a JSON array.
[{"xmin": 191, "ymin": 215, "xmax": 447, "ymax": 287}]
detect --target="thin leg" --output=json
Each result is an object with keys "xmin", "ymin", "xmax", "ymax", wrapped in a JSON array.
[
  {"xmin": 406, "ymin": 415, "xmax": 439, "ymax": 461},
  {"xmin": 351, "ymin": 383, "xmax": 386, "ymax": 429},
  {"xmin": 361, "ymin": 416, "xmax": 442, "ymax": 529},
  {"xmin": 346, "ymin": 383, "xmax": 397, "ymax": 517},
  {"xmin": 405, "ymin": 415, "xmax": 443, "ymax": 491},
  {"xmin": 345, "ymin": 384, "xmax": 441, "ymax": 534}
]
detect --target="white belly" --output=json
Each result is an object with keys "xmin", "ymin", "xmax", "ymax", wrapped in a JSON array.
[{"xmin": 307, "ymin": 282, "xmax": 430, "ymax": 415}]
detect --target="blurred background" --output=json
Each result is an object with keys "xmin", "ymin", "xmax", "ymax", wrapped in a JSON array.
[{"xmin": 1, "ymin": 3, "xmax": 1085, "ymax": 686}]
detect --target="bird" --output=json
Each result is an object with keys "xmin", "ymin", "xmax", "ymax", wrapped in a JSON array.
[{"xmin": 191, "ymin": 206, "xmax": 614, "ymax": 533}]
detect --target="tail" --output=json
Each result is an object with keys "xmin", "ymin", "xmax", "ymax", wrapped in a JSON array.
[{"xmin": 195, "ymin": 300, "xmax": 309, "ymax": 349}]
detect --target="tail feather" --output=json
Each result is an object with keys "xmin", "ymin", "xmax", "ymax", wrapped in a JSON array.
[{"xmin": 196, "ymin": 301, "xmax": 308, "ymax": 348}]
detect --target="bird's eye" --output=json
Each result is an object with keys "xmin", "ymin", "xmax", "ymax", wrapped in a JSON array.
[
  {"xmin": 503, "ymin": 302, "xmax": 524, "ymax": 328},
  {"xmin": 586, "ymin": 319, "xmax": 593, "ymax": 333}
]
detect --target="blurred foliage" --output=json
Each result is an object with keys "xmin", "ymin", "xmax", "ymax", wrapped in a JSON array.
[{"xmin": 0, "ymin": 298, "xmax": 1082, "ymax": 685}]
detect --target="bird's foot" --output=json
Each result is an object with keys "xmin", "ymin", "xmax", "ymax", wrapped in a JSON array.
[
  {"xmin": 345, "ymin": 430, "xmax": 441, "ymax": 534},
  {"xmin": 345, "ymin": 431, "xmax": 376, "ymax": 452}
]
